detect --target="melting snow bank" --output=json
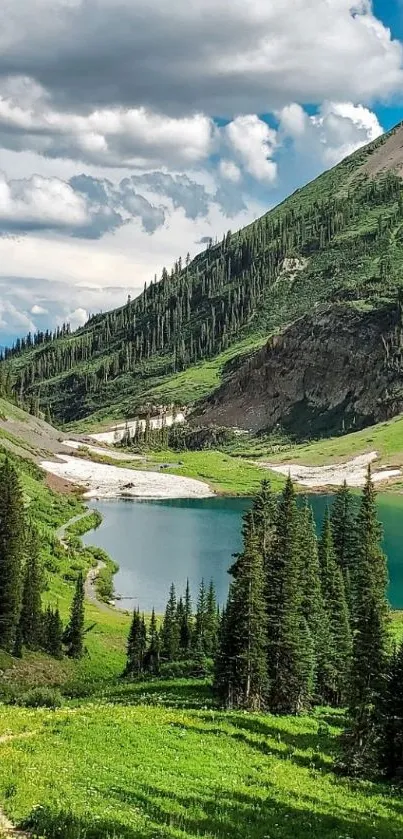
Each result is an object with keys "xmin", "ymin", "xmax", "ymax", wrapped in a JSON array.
[
  {"xmin": 260, "ymin": 451, "xmax": 402, "ymax": 488},
  {"xmin": 41, "ymin": 454, "xmax": 214, "ymax": 499}
]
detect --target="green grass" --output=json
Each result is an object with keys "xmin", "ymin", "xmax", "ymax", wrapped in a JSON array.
[
  {"xmin": 143, "ymin": 449, "xmax": 284, "ymax": 495},
  {"xmin": 0, "ymin": 684, "xmax": 403, "ymax": 838},
  {"xmin": 265, "ymin": 414, "xmax": 403, "ymax": 471}
]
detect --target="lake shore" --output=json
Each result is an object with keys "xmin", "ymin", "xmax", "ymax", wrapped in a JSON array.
[{"xmin": 40, "ymin": 453, "xmax": 215, "ymax": 500}]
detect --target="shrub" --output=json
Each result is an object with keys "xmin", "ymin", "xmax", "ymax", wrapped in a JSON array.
[{"xmin": 16, "ymin": 687, "xmax": 63, "ymax": 709}]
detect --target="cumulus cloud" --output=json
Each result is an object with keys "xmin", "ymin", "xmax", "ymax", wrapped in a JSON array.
[
  {"xmin": 31, "ymin": 303, "xmax": 48, "ymax": 314},
  {"xmin": 225, "ymin": 115, "xmax": 277, "ymax": 183},
  {"xmin": 219, "ymin": 160, "xmax": 242, "ymax": 183},
  {"xmin": 0, "ymin": 1, "xmax": 401, "ymax": 119},
  {"xmin": 0, "ymin": 171, "xmax": 89, "ymax": 232},
  {"xmin": 0, "ymin": 79, "xmax": 215, "ymax": 168},
  {"xmin": 279, "ymin": 100, "xmax": 384, "ymax": 167}
]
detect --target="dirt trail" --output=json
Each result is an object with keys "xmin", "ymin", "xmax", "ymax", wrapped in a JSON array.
[
  {"xmin": 56, "ymin": 511, "xmax": 117, "ymax": 613},
  {"xmin": 55, "ymin": 510, "xmax": 91, "ymax": 548}
]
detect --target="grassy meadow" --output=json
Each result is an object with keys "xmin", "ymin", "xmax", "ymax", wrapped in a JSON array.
[{"xmin": 1, "ymin": 683, "xmax": 403, "ymax": 839}]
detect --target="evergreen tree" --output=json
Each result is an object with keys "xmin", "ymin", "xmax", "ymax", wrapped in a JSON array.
[
  {"xmin": 124, "ymin": 609, "xmax": 146, "ymax": 677},
  {"xmin": 318, "ymin": 509, "xmax": 351, "ymax": 706},
  {"xmin": 64, "ymin": 572, "xmax": 85, "ymax": 659},
  {"xmin": 44, "ymin": 606, "xmax": 63, "ymax": 659},
  {"xmin": 18, "ymin": 526, "xmax": 42, "ymax": 650},
  {"xmin": 179, "ymin": 579, "xmax": 193, "ymax": 657},
  {"xmin": 144, "ymin": 608, "xmax": 160, "ymax": 674},
  {"xmin": 267, "ymin": 477, "xmax": 311, "ymax": 714},
  {"xmin": 205, "ymin": 579, "xmax": 219, "ymax": 657},
  {"xmin": 160, "ymin": 583, "xmax": 180, "ymax": 661},
  {"xmin": 377, "ymin": 642, "xmax": 403, "ymax": 780},
  {"xmin": 344, "ymin": 468, "xmax": 390, "ymax": 774},
  {"xmin": 194, "ymin": 579, "xmax": 208, "ymax": 654},
  {"xmin": 297, "ymin": 500, "xmax": 328, "ymax": 700},
  {"xmin": 330, "ymin": 481, "xmax": 357, "ymax": 609},
  {"xmin": 216, "ymin": 511, "xmax": 268, "ymax": 710},
  {"xmin": 252, "ymin": 479, "xmax": 277, "ymax": 560},
  {"xmin": 0, "ymin": 459, "xmax": 25, "ymax": 651}
]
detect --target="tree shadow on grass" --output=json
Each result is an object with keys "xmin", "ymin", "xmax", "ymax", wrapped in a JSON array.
[
  {"xmin": 103, "ymin": 679, "xmax": 216, "ymax": 710},
  {"xmin": 22, "ymin": 778, "xmax": 403, "ymax": 839}
]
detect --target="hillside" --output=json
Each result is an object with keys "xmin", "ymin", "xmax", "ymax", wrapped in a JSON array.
[
  {"xmin": 196, "ymin": 299, "xmax": 403, "ymax": 437},
  {"xmin": 3, "ymin": 122, "xmax": 403, "ymax": 432}
]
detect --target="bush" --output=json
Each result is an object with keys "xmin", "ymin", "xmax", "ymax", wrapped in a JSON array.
[
  {"xmin": 159, "ymin": 657, "xmax": 214, "ymax": 679},
  {"xmin": 16, "ymin": 687, "xmax": 63, "ymax": 709}
]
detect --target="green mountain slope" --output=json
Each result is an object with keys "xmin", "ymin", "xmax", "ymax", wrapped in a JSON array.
[{"xmin": 3, "ymin": 122, "xmax": 403, "ymax": 428}]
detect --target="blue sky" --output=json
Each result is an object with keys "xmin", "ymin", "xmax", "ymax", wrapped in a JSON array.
[{"xmin": 0, "ymin": 0, "xmax": 403, "ymax": 346}]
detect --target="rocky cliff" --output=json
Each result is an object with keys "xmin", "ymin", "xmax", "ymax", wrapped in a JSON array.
[{"xmin": 194, "ymin": 302, "xmax": 403, "ymax": 438}]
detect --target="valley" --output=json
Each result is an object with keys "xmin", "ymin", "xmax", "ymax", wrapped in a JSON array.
[{"xmin": 4, "ymin": 123, "xmax": 403, "ymax": 839}]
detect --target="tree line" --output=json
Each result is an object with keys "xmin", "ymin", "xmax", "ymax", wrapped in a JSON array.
[
  {"xmin": 124, "ymin": 471, "xmax": 403, "ymax": 782},
  {"xmin": 0, "ymin": 458, "xmax": 86, "ymax": 661},
  {"xmin": 124, "ymin": 579, "xmax": 219, "ymax": 679},
  {"xmin": 3, "ymin": 170, "xmax": 403, "ymax": 420}
]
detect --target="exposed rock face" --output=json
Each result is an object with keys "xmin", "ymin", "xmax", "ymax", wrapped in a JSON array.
[{"xmin": 194, "ymin": 303, "xmax": 403, "ymax": 438}]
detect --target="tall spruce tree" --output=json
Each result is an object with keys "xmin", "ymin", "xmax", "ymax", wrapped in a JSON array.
[
  {"xmin": 44, "ymin": 606, "xmax": 63, "ymax": 659},
  {"xmin": 125, "ymin": 609, "xmax": 147, "ymax": 677},
  {"xmin": 160, "ymin": 583, "xmax": 180, "ymax": 661},
  {"xmin": 344, "ymin": 467, "xmax": 390, "ymax": 774},
  {"xmin": 205, "ymin": 580, "xmax": 218, "ymax": 657},
  {"xmin": 298, "ymin": 500, "xmax": 328, "ymax": 700},
  {"xmin": 216, "ymin": 510, "xmax": 268, "ymax": 709},
  {"xmin": 64, "ymin": 571, "xmax": 85, "ymax": 659},
  {"xmin": 252, "ymin": 479, "xmax": 277, "ymax": 560},
  {"xmin": 377, "ymin": 642, "xmax": 403, "ymax": 780},
  {"xmin": 330, "ymin": 480, "xmax": 357, "ymax": 610},
  {"xmin": 18, "ymin": 526, "xmax": 42, "ymax": 650},
  {"xmin": 144, "ymin": 608, "xmax": 160, "ymax": 674},
  {"xmin": 179, "ymin": 579, "xmax": 193, "ymax": 657},
  {"xmin": 318, "ymin": 509, "xmax": 351, "ymax": 706},
  {"xmin": 194, "ymin": 579, "xmax": 208, "ymax": 654},
  {"xmin": 267, "ymin": 477, "xmax": 311, "ymax": 714},
  {"xmin": 0, "ymin": 458, "xmax": 25, "ymax": 651}
]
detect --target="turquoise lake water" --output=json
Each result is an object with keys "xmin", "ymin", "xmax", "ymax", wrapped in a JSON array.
[{"xmin": 82, "ymin": 494, "xmax": 403, "ymax": 612}]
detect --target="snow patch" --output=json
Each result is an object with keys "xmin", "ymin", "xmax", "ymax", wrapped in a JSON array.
[
  {"xmin": 41, "ymin": 454, "xmax": 214, "ymax": 499},
  {"xmin": 260, "ymin": 451, "xmax": 401, "ymax": 488}
]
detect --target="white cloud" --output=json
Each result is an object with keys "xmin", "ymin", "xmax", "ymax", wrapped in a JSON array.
[
  {"xmin": 0, "ymin": 171, "xmax": 89, "ymax": 231},
  {"xmin": 0, "ymin": 1, "xmax": 401, "ymax": 117},
  {"xmin": 219, "ymin": 160, "xmax": 242, "ymax": 183},
  {"xmin": 64, "ymin": 307, "xmax": 88, "ymax": 329},
  {"xmin": 279, "ymin": 101, "xmax": 384, "ymax": 167},
  {"xmin": 225, "ymin": 115, "xmax": 277, "ymax": 183},
  {"xmin": 31, "ymin": 303, "xmax": 48, "ymax": 314},
  {"xmin": 0, "ymin": 80, "xmax": 215, "ymax": 169}
]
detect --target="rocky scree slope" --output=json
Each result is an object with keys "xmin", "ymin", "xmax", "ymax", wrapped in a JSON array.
[{"xmin": 195, "ymin": 301, "xmax": 403, "ymax": 438}]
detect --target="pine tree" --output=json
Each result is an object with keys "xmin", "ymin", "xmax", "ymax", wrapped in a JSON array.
[
  {"xmin": 318, "ymin": 509, "xmax": 351, "ymax": 706},
  {"xmin": 160, "ymin": 583, "xmax": 180, "ymax": 661},
  {"xmin": 267, "ymin": 477, "xmax": 311, "ymax": 714},
  {"xmin": 216, "ymin": 511, "xmax": 268, "ymax": 709},
  {"xmin": 377, "ymin": 642, "xmax": 403, "ymax": 780},
  {"xmin": 252, "ymin": 479, "xmax": 277, "ymax": 559},
  {"xmin": 194, "ymin": 579, "xmax": 207, "ymax": 654},
  {"xmin": 19, "ymin": 526, "xmax": 42, "ymax": 650},
  {"xmin": 344, "ymin": 467, "xmax": 390, "ymax": 774},
  {"xmin": 179, "ymin": 579, "xmax": 193, "ymax": 657},
  {"xmin": 0, "ymin": 459, "xmax": 25, "ymax": 651},
  {"xmin": 44, "ymin": 606, "xmax": 63, "ymax": 659},
  {"xmin": 205, "ymin": 580, "xmax": 219, "ymax": 657},
  {"xmin": 144, "ymin": 608, "xmax": 160, "ymax": 674},
  {"xmin": 297, "ymin": 500, "xmax": 328, "ymax": 700},
  {"xmin": 124, "ymin": 609, "xmax": 146, "ymax": 677},
  {"xmin": 330, "ymin": 480, "xmax": 357, "ymax": 609},
  {"xmin": 64, "ymin": 572, "xmax": 85, "ymax": 659}
]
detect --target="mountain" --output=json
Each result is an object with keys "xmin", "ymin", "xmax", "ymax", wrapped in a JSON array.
[{"xmin": 3, "ymin": 121, "xmax": 403, "ymax": 432}]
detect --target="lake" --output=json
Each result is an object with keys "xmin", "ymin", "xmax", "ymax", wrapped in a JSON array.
[{"xmin": 83, "ymin": 494, "xmax": 403, "ymax": 612}]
